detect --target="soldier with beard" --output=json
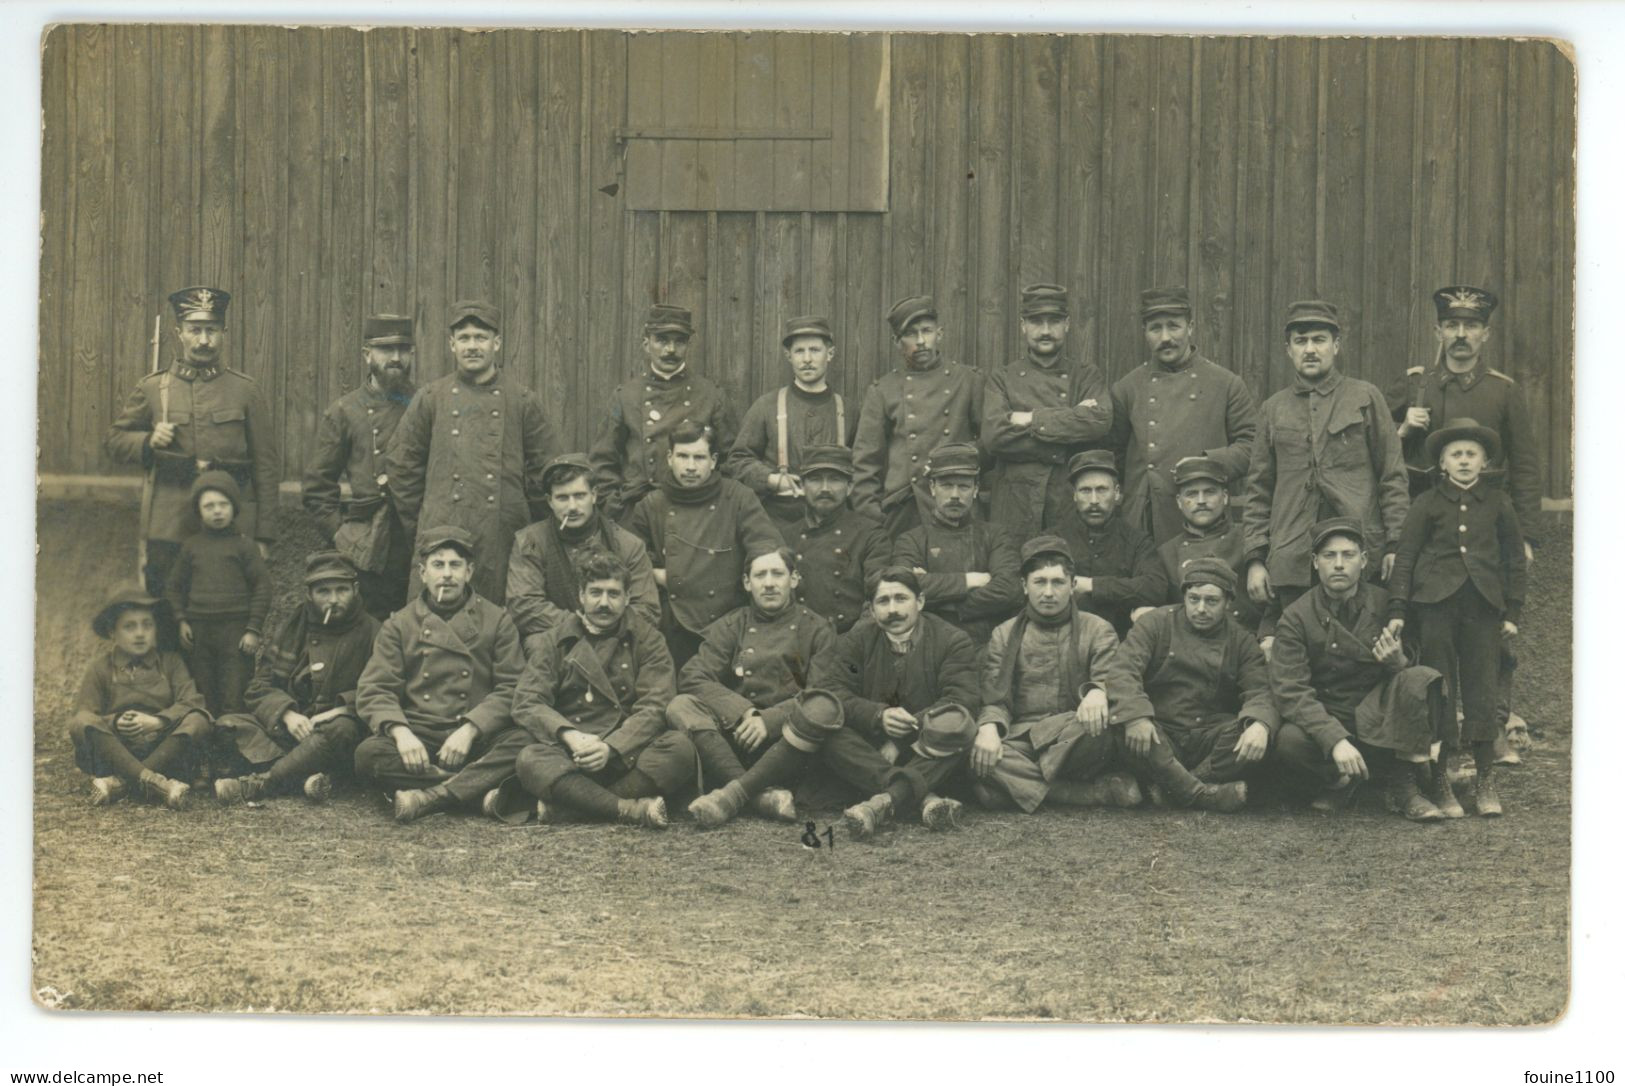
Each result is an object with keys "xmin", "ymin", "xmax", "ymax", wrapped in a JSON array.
[
  {"xmin": 785, "ymin": 444, "xmax": 892, "ymax": 633},
  {"xmin": 304, "ymin": 314, "xmax": 419, "ymax": 618}
]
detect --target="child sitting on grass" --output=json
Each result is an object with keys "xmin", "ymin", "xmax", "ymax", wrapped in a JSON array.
[
  {"xmin": 1385, "ymin": 417, "xmax": 1527, "ymax": 818},
  {"xmin": 68, "ymin": 586, "xmax": 211, "ymax": 808}
]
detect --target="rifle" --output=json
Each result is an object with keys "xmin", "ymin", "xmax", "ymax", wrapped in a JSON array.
[{"xmin": 136, "ymin": 316, "xmax": 162, "ymax": 581}]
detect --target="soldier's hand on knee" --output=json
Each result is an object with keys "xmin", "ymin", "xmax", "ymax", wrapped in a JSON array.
[
  {"xmin": 390, "ymin": 726, "xmax": 431, "ymax": 774},
  {"xmin": 735, "ymin": 712, "xmax": 768, "ymax": 752},
  {"xmin": 1331, "ymin": 738, "xmax": 1369, "ymax": 780},
  {"xmin": 1075, "ymin": 688, "xmax": 1109, "ymax": 736},
  {"xmin": 1235, "ymin": 720, "xmax": 1271, "ymax": 764},
  {"xmin": 284, "ymin": 710, "xmax": 314, "ymax": 742},
  {"xmin": 437, "ymin": 722, "xmax": 479, "ymax": 770},
  {"xmin": 970, "ymin": 722, "xmax": 1001, "ymax": 777},
  {"xmin": 1125, "ymin": 718, "xmax": 1158, "ymax": 756}
]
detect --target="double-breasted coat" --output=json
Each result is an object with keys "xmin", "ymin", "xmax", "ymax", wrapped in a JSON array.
[
  {"xmin": 511, "ymin": 611, "xmax": 676, "ymax": 757},
  {"xmin": 851, "ymin": 361, "xmax": 985, "ymax": 522},
  {"xmin": 302, "ymin": 382, "xmax": 414, "ymax": 571},
  {"xmin": 809, "ymin": 612, "xmax": 982, "ymax": 746},
  {"xmin": 982, "ymin": 354, "xmax": 1113, "ymax": 537},
  {"xmin": 678, "ymin": 602, "xmax": 835, "ymax": 737},
  {"xmin": 789, "ymin": 507, "xmax": 893, "ymax": 633},
  {"xmin": 589, "ymin": 366, "xmax": 738, "ymax": 521}
]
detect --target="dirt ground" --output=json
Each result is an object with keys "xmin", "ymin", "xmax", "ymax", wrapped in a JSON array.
[{"xmin": 30, "ymin": 499, "xmax": 1572, "ymax": 1023}]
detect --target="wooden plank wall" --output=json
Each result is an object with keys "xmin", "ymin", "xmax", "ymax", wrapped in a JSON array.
[{"xmin": 37, "ymin": 28, "xmax": 1576, "ymax": 498}]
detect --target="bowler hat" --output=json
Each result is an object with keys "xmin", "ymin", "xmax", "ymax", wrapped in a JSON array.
[
  {"xmin": 417, "ymin": 525, "xmax": 477, "ymax": 560},
  {"xmin": 801, "ymin": 444, "xmax": 855, "ymax": 478},
  {"xmin": 643, "ymin": 303, "xmax": 694, "ymax": 337},
  {"xmin": 448, "ymin": 299, "xmax": 502, "ymax": 332},
  {"xmin": 1284, "ymin": 299, "xmax": 1341, "ymax": 334},
  {"xmin": 168, "ymin": 285, "xmax": 230, "ymax": 323},
  {"xmin": 913, "ymin": 702, "xmax": 978, "ymax": 760},
  {"xmin": 1433, "ymin": 286, "xmax": 1498, "ymax": 323},
  {"xmin": 1139, "ymin": 286, "xmax": 1191, "ymax": 321},
  {"xmin": 886, "ymin": 295, "xmax": 938, "ymax": 337},
  {"xmin": 1020, "ymin": 283, "xmax": 1069, "ymax": 319},
  {"xmin": 364, "ymin": 314, "xmax": 414, "ymax": 346},
  {"xmin": 782, "ymin": 315, "xmax": 833, "ymax": 346},
  {"xmin": 783, "ymin": 688, "xmax": 845, "ymax": 753},
  {"xmin": 1173, "ymin": 455, "xmax": 1227, "ymax": 489},
  {"xmin": 1067, "ymin": 449, "xmax": 1119, "ymax": 482},
  {"xmin": 1309, "ymin": 516, "xmax": 1365, "ymax": 554},
  {"xmin": 925, "ymin": 442, "xmax": 980, "ymax": 480},
  {"xmin": 1423, "ymin": 417, "xmax": 1501, "ymax": 464},
  {"xmin": 304, "ymin": 550, "xmax": 360, "ymax": 586},
  {"xmin": 92, "ymin": 584, "xmax": 166, "ymax": 639},
  {"xmin": 1179, "ymin": 556, "xmax": 1237, "ymax": 597}
]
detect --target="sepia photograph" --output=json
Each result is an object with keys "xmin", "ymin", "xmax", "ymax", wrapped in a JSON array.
[{"xmin": 10, "ymin": 0, "xmax": 1608, "ymax": 1077}]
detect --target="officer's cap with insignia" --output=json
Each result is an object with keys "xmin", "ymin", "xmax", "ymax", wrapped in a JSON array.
[
  {"xmin": 417, "ymin": 525, "xmax": 477, "ymax": 561},
  {"xmin": 169, "ymin": 285, "xmax": 231, "ymax": 324},
  {"xmin": 1067, "ymin": 448, "xmax": 1120, "ymax": 483},
  {"xmin": 782, "ymin": 315, "xmax": 833, "ymax": 347},
  {"xmin": 925, "ymin": 442, "xmax": 980, "ymax": 480},
  {"xmin": 1433, "ymin": 285, "xmax": 1498, "ymax": 324},
  {"xmin": 801, "ymin": 444, "xmax": 856, "ymax": 478},
  {"xmin": 1020, "ymin": 283, "xmax": 1069, "ymax": 320},
  {"xmin": 886, "ymin": 294, "xmax": 938, "ymax": 337},
  {"xmin": 644, "ymin": 303, "xmax": 694, "ymax": 338},
  {"xmin": 1139, "ymin": 286, "xmax": 1192, "ymax": 322},
  {"xmin": 364, "ymin": 314, "xmax": 414, "ymax": 347},
  {"xmin": 1173, "ymin": 455, "xmax": 1228, "ymax": 489},
  {"xmin": 448, "ymin": 299, "xmax": 502, "ymax": 333}
]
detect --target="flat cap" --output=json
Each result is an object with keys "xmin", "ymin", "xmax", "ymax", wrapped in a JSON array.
[
  {"xmin": 643, "ymin": 303, "xmax": 694, "ymax": 337},
  {"xmin": 1067, "ymin": 448, "xmax": 1120, "ymax": 482},
  {"xmin": 540, "ymin": 452, "xmax": 595, "ymax": 493},
  {"xmin": 1179, "ymin": 556, "xmax": 1237, "ymax": 597},
  {"xmin": 304, "ymin": 550, "xmax": 360, "ymax": 586},
  {"xmin": 925, "ymin": 442, "xmax": 980, "ymax": 480},
  {"xmin": 1020, "ymin": 283, "xmax": 1069, "ymax": 319},
  {"xmin": 1424, "ymin": 416, "xmax": 1501, "ymax": 464},
  {"xmin": 1173, "ymin": 455, "xmax": 1228, "ymax": 488},
  {"xmin": 886, "ymin": 294, "xmax": 938, "ymax": 337},
  {"xmin": 1284, "ymin": 299, "xmax": 1341, "ymax": 333},
  {"xmin": 1020, "ymin": 533, "xmax": 1073, "ymax": 567},
  {"xmin": 169, "ymin": 285, "xmax": 230, "ymax": 323},
  {"xmin": 92, "ymin": 584, "xmax": 165, "ymax": 639},
  {"xmin": 1309, "ymin": 516, "xmax": 1365, "ymax": 553},
  {"xmin": 448, "ymin": 299, "xmax": 502, "ymax": 332},
  {"xmin": 800, "ymin": 444, "xmax": 855, "ymax": 478},
  {"xmin": 1139, "ymin": 286, "xmax": 1192, "ymax": 321},
  {"xmin": 1433, "ymin": 285, "xmax": 1498, "ymax": 323},
  {"xmin": 782, "ymin": 315, "xmax": 833, "ymax": 346},
  {"xmin": 913, "ymin": 702, "xmax": 979, "ymax": 760},
  {"xmin": 417, "ymin": 524, "xmax": 477, "ymax": 559},
  {"xmin": 363, "ymin": 314, "xmax": 414, "ymax": 346},
  {"xmin": 783, "ymin": 688, "xmax": 845, "ymax": 753}
]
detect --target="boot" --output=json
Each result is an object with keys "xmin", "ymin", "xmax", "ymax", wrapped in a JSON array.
[
  {"xmin": 616, "ymin": 796, "xmax": 669, "ymax": 829},
  {"xmin": 393, "ymin": 784, "xmax": 453, "ymax": 823},
  {"xmin": 1430, "ymin": 760, "xmax": 1465, "ymax": 819},
  {"xmin": 214, "ymin": 774, "xmax": 267, "ymax": 806},
  {"xmin": 843, "ymin": 792, "xmax": 894, "ymax": 841},
  {"xmin": 138, "ymin": 769, "xmax": 190, "ymax": 810},
  {"xmin": 89, "ymin": 776, "xmax": 126, "ymax": 807},
  {"xmin": 751, "ymin": 787, "xmax": 797, "ymax": 823},
  {"xmin": 688, "ymin": 780, "xmax": 748, "ymax": 828},
  {"xmin": 303, "ymin": 773, "xmax": 332, "ymax": 803},
  {"xmin": 1308, "ymin": 773, "xmax": 1361, "ymax": 814},
  {"xmin": 1048, "ymin": 773, "xmax": 1141, "ymax": 809},
  {"xmin": 1474, "ymin": 764, "xmax": 1504, "ymax": 817},
  {"xmin": 920, "ymin": 793, "xmax": 963, "ymax": 831},
  {"xmin": 1191, "ymin": 781, "xmax": 1249, "ymax": 813},
  {"xmin": 1385, "ymin": 766, "xmax": 1444, "ymax": 822}
]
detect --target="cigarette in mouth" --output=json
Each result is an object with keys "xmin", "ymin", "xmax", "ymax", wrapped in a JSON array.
[
  {"xmin": 323, "ymin": 605, "xmax": 333, "ymax": 625},
  {"xmin": 436, "ymin": 585, "xmax": 446, "ymax": 603}
]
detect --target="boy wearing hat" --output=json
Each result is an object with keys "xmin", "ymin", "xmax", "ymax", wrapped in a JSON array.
[
  {"xmin": 1052, "ymin": 449, "xmax": 1162, "ymax": 638},
  {"xmin": 590, "ymin": 303, "xmax": 738, "ymax": 522},
  {"xmin": 1242, "ymin": 300, "xmax": 1409, "ymax": 625},
  {"xmin": 68, "ymin": 586, "xmax": 210, "ymax": 809},
  {"xmin": 893, "ymin": 442, "xmax": 1023, "ymax": 642},
  {"xmin": 809, "ymin": 567, "xmax": 983, "ymax": 838},
  {"xmin": 1270, "ymin": 518, "xmax": 1448, "ymax": 820},
  {"xmin": 1107, "ymin": 286, "xmax": 1258, "ymax": 544},
  {"xmin": 784, "ymin": 444, "xmax": 893, "ymax": 633},
  {"xmin": 106, "ymin": 285, "xmax": 279, "ymax": 597},
  {"xmin": 1102, "ymin": 557, "xmax": 1274, "ymax": 811},
  {"xmin": 669, "ymin": 546, "xmax": 838, "ymax": 826},
  {"xmin": 303, "ymin": 313, "xmax": 418, "ymax": 618},
  {"xmin": 1385, "ymin": 419, "xmax": 1527, "ymax": 816},
  {"xmin": 163, "ymin": 470, "xmax": 271, "ymax": 718},
  {"xmin": 851, "ymin": 295, "xmax": 986, "ymax": 537},
  {"xmin": 213, "ymin": 552, "xmax": 381, "ymax": 805},
  {"xmin": 506, "ymin": 452, "xmax": 661, "ymax": 657},
  {"xmin": 983, "ymin": 284, "xmax": 1114, "ymax": 538},
  {"xmin": 512, "ymin": 548, "xmax": 692, "ymax": 829},
  {"xmin": 354, "ymin": 526, "xmax": 530, "ymax": 822},
  {"xmin": 386, "ymin": 300, "xmax": 555, "ymax": 606},
  {"xmin": 1148, "ymin": 455, "xmax": 1264, "ymax": 634},
  {"xmin": 971, "ymin": 536, "xmax": 1138, "ymax": 813},
  {"xmin": 726, "ymin": 316, "xmax": 859, "ymax": 541}
]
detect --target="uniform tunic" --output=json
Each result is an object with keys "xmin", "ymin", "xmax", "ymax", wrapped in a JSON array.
[
  {"xmin": 1050, "ymin": 507, "xmax": 1162, "ymax": 638},
  {"xmin": 892, "ymin": 514, "xmax": 1023, "ymax": 642},
  {"xmin": 676, "ymin": 602, "xmax": 835, "ymax": 735},
  {"xmin": 1151, "ymin": 516, "xmax": 1263, "ymax": 632},
  {"xmin": 385, "ymin": 369, "xmax": 555, "ymax": 605},
  {"xmin": 106, "ymin": 361, "xmax": 280, "ymax": 544},
  {"xmin": 851, "ymin": 360, "xmax": 985, "ymax": 522},
  {"xmin": 789, "ymin": 507, "xmax": 893, "ymax": 633},
  {"xmin": 725, "ymin": 384, "xmax": 857, "ymax": 529},
  {"xmin": 1105, "ymin": 605, "xmax": 1279, "ymax": 742},
  {"xmin": 982, "ymin": 354, "xmax": 1113, "ymax": 537},
  {"xmin": 1385, "ymin": 362, "xmax": 1543, "ymax": 543},
  {"xmin": 69, "ymin": 648, "xmax": 211, "ymax": 775},
  {"xmin": 505, "ymin": 516, "xmax": 662, "ymax": 656},
  {"xmin": 1243, "ymin": 371, "xmax": 1409, "ymax": 589},
  {"xmin": 1107, "ymin": 354, "xmax": 1258, "ymax": 544},
  {"xmin": 589, "ymin": 365, "xmax": 737, "ymax": 520},
  {"xmin": 302, "ymin": 382, "xmax": 414, "ymax": 586}
]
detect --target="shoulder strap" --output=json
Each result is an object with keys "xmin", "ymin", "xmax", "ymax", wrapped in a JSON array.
[{"xmin": 775, "ymin": 386, "xmax": 790, "ymax": 472}]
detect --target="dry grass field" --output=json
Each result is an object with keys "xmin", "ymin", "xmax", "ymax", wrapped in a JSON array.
[{"xmin": 30, "ymin": 499, "xmax": 1571, "ymax": 1023}]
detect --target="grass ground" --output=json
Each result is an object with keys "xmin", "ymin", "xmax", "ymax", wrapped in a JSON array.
[{"xmin": 30, "ymin": 499, "xmax": 1572, "ymax": 1023}]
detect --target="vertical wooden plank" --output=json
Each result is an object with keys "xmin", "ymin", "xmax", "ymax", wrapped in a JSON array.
[
  {"xmin": 1103, "ymin": 37, "xmax": 1153, "ymax": 375},
  {"xmin": 584, "ymin": 32, "xmax": 627, "ymax": 384},
  {"xmin": 1151, "ymin": 36, "xmax": 1192, "ymax": 289},
  {"xmin": 368, "ymin": 27, "xmax": 412, "ymax": 318},
  {"xmin": 282, "ymin": 29, "xmax": 324, "ymax": 462},
  {"xmin": 886, "ymin": 34, "xmax": 931, "ymax": 320},
  {"xmin": 197, "ymin": 27, "xmax": 236, "ymax": 292},
  {"xmin": 67, "ymin": 26, "xmax": 113, "ymax": 474},
  {"xmin": 809, "ymin": 34, "xmax": 835, "ymax": 211},
  {"xmin": 321, "ymin": 28, "xmax": 365, "ymax": 449},
  {"xmin": 499, "ymin": 30, "xmax": 539, "ymax": 383},
  {"xmin": 806, "ymin": 214, "xmax": 838, "ymax": 321},
  {"xmin": 930, "ymin": 35, "xmax": 970, "ymax": 339},
  {"xmin": 756, "ymin": 214, "xmax": 800, "ymax": 398},
  {"xmin": 842, "ymin": 213, "xmax": 885, "ymax": 404},
  {"xmin": 733, "ymin": 33, "xmax": 774, "ymax": 211},
  {"xmin": 108, "ymin": 26, "xmax": 156, "ymax": 470},
  {"xmin": 1014, "ymin": 35, "xmax": 1061, "ymax": 291},
  {"xmin": 659, "ymin": 32, "xmax": 701, "ymax": 210},
  {"xmin": 451, "ymin": 29, "xmax": 498, "ymax": 304},
  {"xmin": 622, "ymin": 33, "xmax": 662, "ymax": 211},
  {"xmin": 1194, "ymin": 37, "xmax": 1241, "ymax": 374},
  {"xmin": 1550, "ymin": 45, "xmax": 1575, "ymax": 498},
  {"xmin": 1366, "ymin": 40, "xmax": 1417, "ymax": 384},
  {"xmin": 241, "ymin": 26, "xmax": 288, "ymax": 465},
  {"xmin": 824, "ymin": 36, "xmax": 849, "ymax": 211},
  {"xmin": 1319, "ymin": 39, "xmax": 1369, "ymax": 381},
  {"xmin": 1412, "ymin": 40, "xmax": 1460, "ymax": 374},
  {"xmin": 712, "ymin": 212, "xmax": 758, "ymax": 405},
  {"xmin": 155, "ymin": 26, "xmax": 195, "ymax": 332},
  {"xmin": 38, "ymin": 27, "xmax": 70, "ymax": 473},
  {"xmin": 1232, "ymin": 36, "xmax": 1275, "ymax": 395},
  {"xmin": 412, "ymin": 28, "xmax": 451, "ymax": 383},
  {"xmin": 665, "ymin": 213, "xmax": 710, "ymax": 333},
  {"xmin": 772, "ymin": 35, "xmax": 812, "ymax": 210},
  {"xmin": 847, "ymin": 35, "xmax": 889, "ymax": 215},
  {"xmin": 539, "ymin": 30, "xmax": 583, "ymax": 443},
  {"xmin": 1265, "ymin": 37, "xmax": 1316, "ymax": 400},
  {"xmin": 971, "ymin": 36, "xmax": 1012, "ymax": 371},
  {"xmin": 1459, "ymin": 38, "xmax": 1507, "ymax": 318},
  {"xmin": 1063, "ymin": 37, "xmax": 1104, "ymax": 377},
  {"xmin": 694, "ymin": 34, "xmax": 736, "ymax": 210}
]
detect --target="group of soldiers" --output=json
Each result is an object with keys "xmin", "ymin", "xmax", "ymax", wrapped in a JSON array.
[{"xmin": 77, "ymin": 276, "xmax": 1540, "ymax": 834}]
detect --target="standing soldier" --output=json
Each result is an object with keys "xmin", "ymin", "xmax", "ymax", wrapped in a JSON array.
[
  {"xmin": 726, "ymin": 315, "xmax": 858, "ymax": 543},
  {"xmin": 785, "ymin": 444, "xmax": 892, "ymax": 634},
  {"xmin": 590, "ymin": 303, "xmax": 737, "ymax": 524},
  {"xmin": 386, "ymin": 300, "xmax": 554, "ymax": 606},
  {"xmin": 303, "ymin": 313, "xmax": 418, "ymax": 619},
  {"xmin": 1108, "ymin": 286, "xmax": 1257, "ymax": 545},
  {"xmin": 851, "ymin": 295, "xmax": 985, "ymax": 537},
  {"xmin": 982, "ymin": 284, "xmax": 1113, "ymax": 538},
  {"xmin": 107, "ymin": 286, "xmax": 279, "ymax": 596}
]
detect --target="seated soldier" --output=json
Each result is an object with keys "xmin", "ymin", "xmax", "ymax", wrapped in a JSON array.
[
  {"xmin": 213, "ymin": 552, "xmax": 380, "ymax": 805},
  {"xmin": 68, "ymin": 585, "xmax": 210, "ymax": 809},
  {"xmin": 353, "ymin": 526, "xmax": 530, "ymax": 823},
  {"xmin": 1103, "ymin": 557, "xmax": 1273, "ymax": 812},
  {"xmin": 668, "ymin": 546, "xmax": 837, "ymax": 826},
  {"xmin": 786, "ymin": 444, "xmax": 892, "ymax": 633},
  {"xmin": 1052, "ymin": 449, "xmax": 1161, "ymax": 638},
  {"xmin": 892, "ymin": 442, "xmax": 1022, "ymax": 642},
  {"xmin": 970, "ymin": 536, "xmax": 1140, "ymax": 812},
  {"xmin": 512, "ymin": 548, "xmax": 696, "ymax": 828},
  {"xmin": 1144, "ymin": 455, "xmax": 1265, "ymax": 635},
  {"xmin": 1269, "ymin": 518, "xmax": 1448, "ymax": 821},
  {"xmin": 507, "ymin": 452, "xmax": 661, "ymax": 657},
  {"xmin": 809, "ymin": 566, "xmax": 983, "ymax": 839}
]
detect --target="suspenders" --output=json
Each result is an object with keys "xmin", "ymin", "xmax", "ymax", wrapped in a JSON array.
[{"xmin": 775, "ymin": 386, "xmax": 845, "ymax": 472}]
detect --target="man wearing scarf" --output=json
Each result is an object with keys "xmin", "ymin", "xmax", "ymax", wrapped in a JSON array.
[
  {"xmin": 1052, "ymin": 449, "xmax": 1162, "ymax": 638},
  {"xmin": 303, "ymin": 314, "xmax": 419, "ymax": 619},
  {"xmin": 627, "ymin": 421, "xmax": 781, "ymax": 669},
  {"xmin": 354, "ymin": 526, "xmax": 529, "ymax": 822},
  {"xmin": 892, "ymin": 442, "xmax": 1022, "ymax": 642},
  {"xmin": 1103, "ymin": 557, "xmax": 1273, "ymax": 812},
  {"xmin": 1149, "ymin": 456, "xmax": 1266, "ymax": 635},
  {"xmin": 970, "ymin": 536, "xmax": 1136, "ymax": 813},
  {"xmin": 512, "ymin": 548, "xmax": 692, "ymax": 829},
  {"xmin": 669, "ymin": 546, "xmax": 837, "ymax": 826},
  {"xmin": 506, "ymin": 453, "xmax": 661, "ymax": 658},
  {"xmin": 590, "ymin": 303, "xmax": 738, "ymax": 523},
  {"xmin": 785, "ymin": 444, "xmax": 892, "ymax": 633},
  {"xmin": 212, "ymin": 552, "xmax": 380, "ymax": 804}
]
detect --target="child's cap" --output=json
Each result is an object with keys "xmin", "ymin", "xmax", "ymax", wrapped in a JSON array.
[
  {"xmin": 92, "ymin": 584, "xmax": 163, "ymax": 638},
  {"xmin": 1424, "ymin": 417, "xmax": 1501, "ymax": 464},
  {"xmin": 190, "ymin": 469, "xmax": 242, "ymax": 514}
]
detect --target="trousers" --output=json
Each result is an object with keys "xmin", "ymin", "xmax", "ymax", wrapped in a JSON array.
[
  {"xmin": 186, "ymin": 615, "xmax": 252, "ymax": 718},
  {"xmin": 514, "ymin": 730, "xmax": 698, "ymax": 799},
  {"xmin": 1413, "ymin": 582, "xmax": 1503, "ymax": 748},
  {"xmin": 353, "ymin": 726, "xmax": 531, "ymax": 808}
]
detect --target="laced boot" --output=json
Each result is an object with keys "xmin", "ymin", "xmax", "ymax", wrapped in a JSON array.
[
  {"xmin": 843, "ymin": 792, "xmax": 894, "ymax": 841},
  {"xmin": 1385, "ymin": 766, "xmax": 1444, "ymax": 822},
  {"xmin": 303, "ymin": 773, "xmax": 333, "ymax": 803},
  {"xmin": 1474, "ymin": 764, "xmax": 1504, "ymax": 817},
  {"xmin": 688, "ymin": 780, "xmax": 748, "ymax": 828},
  {"xmin": 1191, "ymin": 780, "xmax": 1249, "ymax": 813},
  {"xmin": 139, "ymin": 769, "xmax": 190, "ymax": 810},
  {"xmin": 615, "ymin": 796, "xmax": 668, "ymax": 829},
  {"xmin": 920, "ymin": 793, "xmax": 964, "ymax": 831},
  {"xmin": 752, "ymin": 787, "xmax": 798, "ymax": 823},
  {"xmin": 1430, "ymin": 760, "xmax": 1465, "ymax": 819},
  {"xmin": 214, "ymin": 774, "xmax": 267, "ymax": 806},
  {"xmin": 393, "ymin": 784, "xmax": 453, "ymax": 823},
  {"xmin": 89, "ymin": 776, "xmax": 127, "ymax": 807}
]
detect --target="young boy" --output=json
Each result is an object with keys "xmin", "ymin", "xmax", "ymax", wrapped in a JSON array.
[
  {"xmin": 1385, "ymin": 417, "xmax": 1527, "ymax": 817},
  {"xmin": 68, "ymin": 586, "xmax": 211, "ymax": 808},
  {"xmin": 212, "ymin": 552, "xmax": 381, "ymax": 805},
  {"xmin": 162, "ymin": 470, "xmax": 271, "ymax": 718}
]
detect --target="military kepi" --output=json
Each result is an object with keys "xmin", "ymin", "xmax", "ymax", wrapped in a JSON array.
[
  {"xmin": 1020, "ymin": 534, "xmax": 1073, "ymax": 566},
  {"xmin": 1173, "ymin": 455, "xmax": 1227, "ymax": 488},
  {"xmin": 169, "ymin": 285, "xmax": 230, "ymax": 323},
  {"xmin": 801, "ymin": 444, "xmax": 855, "ymax": 478},
  {"xmin": 1179, "ymin": 555, "xmax": 1237, "ymax": 596},
  {"xmin": 540, "ymin": 452, "xmax": 594, "ymax": 493},
  {"xmin": 1139, "ymin": 286, "xmax": 1191, "ymax": 321},
  {"xmin": 1020, "ymin": 283, "xmax": 1069, "ymax": 319},
  {"xmin": 364, "ymin": 314, "xmax": 414, "ymax": 346},
  {"xmin": 303, "ymin": 550, "xmax": 360, "ymax": 585},
  {"xmin": 1310, "ymin": 516, "xmax": 1365, "ymax": 553},
  {"xmin": 913, "ymin": 702, "xmax": 978, "ymax": 759},
  {"xmin": 782, "ymin": 315, "xmax": 833, "ymax": 346},
  {"xmin": 417, "ymin": 524, "xmax": 477, "ymax": 560},
  {"xmin": 1067, "ymin": 448, "xmax": 1119, "ymax": 482},
  {"xmin": 1284, "ymin": 299, "xmax": 1341, "ymax": 333},
  {"xmin": 448, "ymin": 299, "xmax": 502, "ymax": 332},
  {"xmin": 1433, "ymin": 285, "xmax": 1498, "ymax": 323},
  {"xmin": 644, "ymin": 303, "xmax": 694, "ymax": 337},
  {"xmin": 925, "ymin": 442, "xmax": 980, "ymax": 479},
  {"xmin": 782, "ymin": 689, "xmax": 845, "ymax": 753},
  {"xmin": 886, "ymin": 294, "xmax": 937, "ymax": 337}
]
